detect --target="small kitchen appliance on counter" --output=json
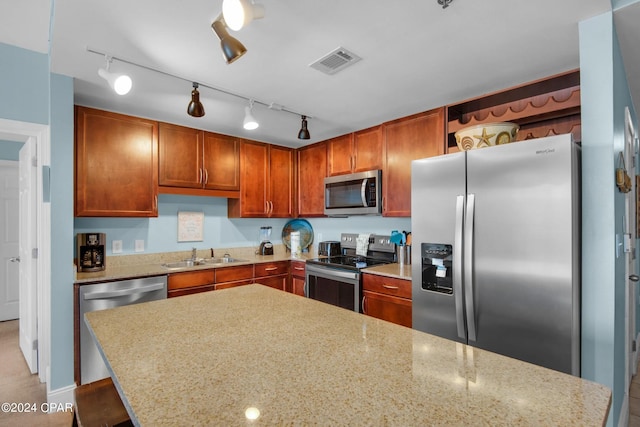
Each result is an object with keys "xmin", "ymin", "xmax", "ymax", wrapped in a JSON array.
[
  {"xmin": 258, "ymin": 226, "xmax": 274, "ymax": 255},
  {"xmin": 318, "ymin": 241, "xmax": 341, "ymax": 257},
  {"xmin": 77, "ymin": 233, "xmax": 106, "ymax": 272}
]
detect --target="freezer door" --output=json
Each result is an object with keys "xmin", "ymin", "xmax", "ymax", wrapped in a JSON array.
[
  {"xmin": 465, "ymin": 134, "xmax": 579, "ymax": 375},
  {"xmin": 411, "ymin": 152, "xmax": 467, "ymax": 343}
]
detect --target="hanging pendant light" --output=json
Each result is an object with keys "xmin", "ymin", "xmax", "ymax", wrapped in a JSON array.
[
  {"xmin": 98, "ymin": 56, "xmax": 132, "ymax": 95},
  {"xmin": 298, "ymin": 115, "xmax": 310, "ymax": 140},
  {"xmin": 211, "ymin": 17, "xmax": 247, "ymax": 64},
  {"xmin": 222, "ymin": 0, "xmax": 265, "ymax": 31},
  {"xmin": 243, "ymin": 100, "xmax": 259, "ymax": 130},
  {"xmin": 187, "ymin": 83, "xmax": 205, "ymax": 117}
]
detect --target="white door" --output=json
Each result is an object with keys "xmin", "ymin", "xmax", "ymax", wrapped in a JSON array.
[
  {"xmin": 19, "ymin": 139, "xmax": 37, "ymax": 374},
  {"xmin": 0, "ymin": 160, "xmax": 19, "ymax": 321},
  {"xmin": 624, "ymin": 106, "xmax": 637, "ymax": 392}
]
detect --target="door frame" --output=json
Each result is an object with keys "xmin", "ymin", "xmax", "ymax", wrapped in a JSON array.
[{"xmin": 0, "ymin": 118, "xmax": 50, "ymax": 384}]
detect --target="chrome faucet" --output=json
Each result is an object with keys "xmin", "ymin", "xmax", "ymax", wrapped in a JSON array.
[{"xmin": 191, "ymin": 247, "xmax": 197, "ymax": 261}]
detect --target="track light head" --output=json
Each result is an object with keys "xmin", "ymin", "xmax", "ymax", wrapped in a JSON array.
[
  {"xmin": 222, "ymin": 0, "xmax": 265, "ymax": 31},
  {"xmin": 298, "ymin": 115, "xmax": 310, "ymax": 140},
  {"xmin": 98, "ymin": 56, "xmax": 132, "ymax": 95},
  {"xmin": 187, "ymin": 83, "xmax": 205, "ymax": 117},
  {"xmin": 243, "ymin": 100, "xmax": 259, "ymax": 130},
  {"xmin": 211, "ymin": 17, "xmax": 247, "ymax": 64}
]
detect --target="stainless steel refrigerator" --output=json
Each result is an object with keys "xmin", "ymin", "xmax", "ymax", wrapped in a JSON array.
[{"xmin": 411, "ymin": 134, "xmax": 580, "ymax": 375}]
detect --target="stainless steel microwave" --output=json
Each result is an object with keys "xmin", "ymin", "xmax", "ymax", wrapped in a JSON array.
[{"xmin": 324, "ymin": 170, "xmax": 382, "ymax": 216}]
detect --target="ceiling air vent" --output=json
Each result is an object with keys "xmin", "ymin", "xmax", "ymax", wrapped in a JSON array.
[{"xmin": 309, "ymin": 47, "xmax": 362, "ymax": 75}]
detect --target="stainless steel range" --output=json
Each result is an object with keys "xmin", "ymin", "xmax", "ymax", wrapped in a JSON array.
[{"xmin": 305, "ymin": 233, "xmax": 396, "ymax": 312}]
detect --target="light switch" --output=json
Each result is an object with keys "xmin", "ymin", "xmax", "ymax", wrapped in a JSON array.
[
  {"xmin": 112, "ymin": 240, "xmax": 123, "ymax": 254},
  {"xmin": 135, "ymin": 240, "xmax": 145, "ymax": 252}
]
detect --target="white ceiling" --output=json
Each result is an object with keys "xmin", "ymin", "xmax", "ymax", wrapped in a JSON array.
[{"xmin": 3, "ymin": 0, "xmax": 636, "ymax": 148}]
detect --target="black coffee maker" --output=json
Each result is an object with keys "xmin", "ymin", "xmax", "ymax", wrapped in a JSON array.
[
  {"xmin": 77, "ymin": 233, "xmax": 106, "ymax": 272},
  {"xmin": 258, "ymin": 226, "xmax": 274, "ymax": 255}
]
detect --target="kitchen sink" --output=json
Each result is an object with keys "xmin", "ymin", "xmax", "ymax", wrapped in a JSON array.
[{"xmin": 161, "ymin": 257, "xmax": 248, "ymax": 270}]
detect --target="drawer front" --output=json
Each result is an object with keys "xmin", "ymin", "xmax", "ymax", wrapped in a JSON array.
[
  {"xmin": 290, "ymin": 261, "xmax": 306, "ymax": 278},
  {"xmin": 255, "ymin": 261, "xmax": 289, "ymax": 277},
  {"xmin": 169, "ymin": 284, "xmax": 215, "ymax": 298},
  {"xmin": 214, "ymin": 279, "xmax": 253, "ymax": 290},
  {"xmin": 362, "ymin": 273, "xmax": 411, "ymax": 299},
  {"xmin": 215, "ymin": 265, "xmax": 254, "ymax": 283},
  {"xmin": 168, "ymin": 270, "xmax": 215, "ymax": 290}
]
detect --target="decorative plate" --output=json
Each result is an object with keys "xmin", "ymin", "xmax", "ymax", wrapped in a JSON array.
[{"xmin": 282, "ymin": 219, "xmax": 314, "ymax": 250}]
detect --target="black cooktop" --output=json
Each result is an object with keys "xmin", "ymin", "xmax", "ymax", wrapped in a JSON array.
[{"xmin": 307, "ymin": 255, "xmax": 390, "ymax": 271}]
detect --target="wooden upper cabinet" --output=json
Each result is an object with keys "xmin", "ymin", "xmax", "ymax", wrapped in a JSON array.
[
  {"xmin": 228, "ymin": 140, "xmax": 293, "ymax": 218},
  {"xmin": 383, "ymin": 108, "xmax": 445, "ymax": 217},
  {"xmin": 203, "ymin": 132, "xmax": 240, "ymax": 191},
  {"xmin": 297, "ymin": 142, "xmax": 327, "ymax": 217},
  {"xmin": 158, "ymin": 123, "xmax": 203, "ymax": 188},
  {"xmin": 75, "ymin": 106, "xmax": 158, "ymax": 217},
  {"xmin": 158, "ymin": 123, "xmax": 240, "ymax": 196},
  {"xmin": 327, "ymin": 126, "xmax": 383, "ymax": 176}
]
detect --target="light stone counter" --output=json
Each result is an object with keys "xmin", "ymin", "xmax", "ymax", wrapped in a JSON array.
[
  {"xmin": 363, "ymin": 262, "xmax": 412, "ymax": 280},
  {"xmin": 75, "ymin": 245, "xmax": 317, "ymax": 284},
  {"xmin": 85, "ymin": 284, "xmax": 611, "ymax": 426}
]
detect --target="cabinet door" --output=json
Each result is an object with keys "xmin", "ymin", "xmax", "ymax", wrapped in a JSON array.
[
  {"xmin": 383, "ymin": 108, "xmax": 445, "ymax": 217},
  {"xmin": 362, "ymin": 291, "xmax": 412, "ymax": 327},
  {"xmin": 203, "ymin": 132, "xmax": 240, "ymax": 191},
  {"xmin": 353, "ymin": 125, "xmax": 383, "ymax": 173},
  {"xmin": 158, "ymin": 123, "xmax": 203, "ymax": 188},
  {"xmin": 75, "ymin": 106, "xmax": 158, "ymax": 217},
  {"xmin": 327, "ymin": 134, "xmax": 354, "ymax": 176},
  {"xmin": 269, "ymin": 145, "xmax": 294, "ymax": 217},
  {"xmin": 291, "ymin": 276, "xmax": 306, "ymax": 296},
  {"xmin": 229, "ymin": 140, "xmax": 269, "ymax": 217},
  {"xmin": 297, "ymin": 142, "xmax": 327, "ymax": 217},
  {"xmin": 257, "ymin": 275, "xmax": 288, "ymax": 291}
]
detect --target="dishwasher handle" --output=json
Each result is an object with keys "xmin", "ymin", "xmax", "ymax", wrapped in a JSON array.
[{"xmin": 83, "ymin": 282, "xmax": 166, "ymax": 300}]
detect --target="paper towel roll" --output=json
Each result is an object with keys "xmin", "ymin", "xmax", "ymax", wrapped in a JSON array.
[{"xmin": 290, "ymin": 231, "xmax": 301, "ymax": 257}]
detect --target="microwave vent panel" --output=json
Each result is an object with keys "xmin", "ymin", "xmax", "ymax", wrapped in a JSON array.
[{"xmin": 309, "ymin": 47, "xmax": 362, "ymax": 75}]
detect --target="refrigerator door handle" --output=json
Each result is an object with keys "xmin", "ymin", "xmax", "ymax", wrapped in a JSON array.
[
  {"xmin": 464, "ymin": 193, "xmax": 477, "ymax": 342},
  {"xmin": 454, "ymin": 195, "xmax": 466, "ymax": 340}
]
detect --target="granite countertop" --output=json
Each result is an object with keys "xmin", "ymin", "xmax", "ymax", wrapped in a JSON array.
[
  {"xmin": 75, "ymin": 246, "xmax": 318, "ymax": 284},
  {"xmin": 86, "ymin": 284, "xmax": 611, "ymax": 426},
  {"xmin": 362, "ymin": 262, "xmax": 412, "ymax": 280}
]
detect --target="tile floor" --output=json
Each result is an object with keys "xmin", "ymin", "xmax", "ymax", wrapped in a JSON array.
[{"xmin": 0, "ymin": 320, "xmax": 72, "ymax": 427}]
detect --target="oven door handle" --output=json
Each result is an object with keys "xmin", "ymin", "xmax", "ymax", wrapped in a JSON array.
[{"xmin": 305, "ymin": 264, "xmax": 360, "ymax": 281}]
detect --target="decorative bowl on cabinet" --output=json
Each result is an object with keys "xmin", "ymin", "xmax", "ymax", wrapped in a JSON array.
[{"xmin": 455, "ymin": 122, "xmax": 519, "ymax": 151}]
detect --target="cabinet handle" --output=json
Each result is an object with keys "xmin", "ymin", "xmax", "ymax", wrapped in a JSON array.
[
  {"xmin": 362, "ymin": 295, "xmax": 366, "ymax": 314},
  {"xmin": 382, "ymin": 284, "xmax": 399, "ymax": 290},
  {"xmin": 268, "ymin": 201, "xmax": 273, "ymax": 215},
  {"xmin": 294, "ymin": 267, "xmax": 305, "ymax": 271},
  {"xmin": 265, "ymin": 267, "xmax": 278, "ymax": 271},
  {"xmin": 203, "ymin": 168, "xmax": 209, "ymax": 184},
  {"xmin": 199, "ymin": 168, "xmax": 203, "ymax": 184},
  {"xmin": 265, "ymin": 201, "xmax": 269, "ymax": 214},
  {"xmin": 154, "ymin": 195, "xmax": 158, "ymax": 210}
]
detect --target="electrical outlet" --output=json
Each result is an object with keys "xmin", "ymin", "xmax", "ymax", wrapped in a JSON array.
[
  {"xmin": 135, "ymin": 240, "xmax": 145, "ymax": 252},
  {"xmin": 112, "ymin": 240, "xmax": 123, "ymax": 254}
]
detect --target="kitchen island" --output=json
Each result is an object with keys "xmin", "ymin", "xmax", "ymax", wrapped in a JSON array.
[{"xmin": 85, "ymin": 284, "xmax": 611, "ymax": 426}]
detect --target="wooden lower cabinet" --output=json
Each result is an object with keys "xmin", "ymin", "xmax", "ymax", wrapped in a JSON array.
[
  {"xmin": 290, "ymin": 261, "xmax": 306, "ymax": 296},
  {"xmin": 168, "ymin": 270, "xmax": 215, "ymax": 298},
  {"xmin": 215, "ymin": 265, "xmax": 254, "ymax": 290},
  {"xmin": 362, "ymin": 273, "xmax": 412, "ymax": 327},
  {"xmin": 255, "ymin": 261, "xmax": 289, "ymax": 291}
]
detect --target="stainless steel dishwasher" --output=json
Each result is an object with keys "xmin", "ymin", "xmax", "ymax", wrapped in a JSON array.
[{"xmin": 79, "ymin": 275, "xmax": 167, "ymax": 384}]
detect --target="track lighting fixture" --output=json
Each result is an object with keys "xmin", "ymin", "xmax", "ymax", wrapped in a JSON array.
[
  {"xmin": 98, "ymin": 56, "xmax": 132, "ymax": 95},
  {"xmin": 222, "ymin": 0, "xmax": 265, "ymax": 31},
  {"xmin": 243, "ymin": 100, "xmax": 259, "ymax": 130},
  {"xmin": 87, "ymin": 47, "xmax": 312, "ymax": 140},
  {"xmin": 298, "ymin": 115, "xmax": 310, "ymax": 140},
  {"xmin": 187, "ymin": 83, "xmax": 205, "ymax": 117},
  {"xmin": 211, "ymin": 16, "xmax": 247, "ymax": 64}
]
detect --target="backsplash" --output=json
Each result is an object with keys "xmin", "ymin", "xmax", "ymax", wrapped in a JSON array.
[{"xmin": 74, "ymin": 194, "xmax": 411, "ymax": 257}]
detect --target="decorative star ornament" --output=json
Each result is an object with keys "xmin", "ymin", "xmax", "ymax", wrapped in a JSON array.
[{"xmin": 474, "ymin": 128, "xmax": 496, "ymax": 147}]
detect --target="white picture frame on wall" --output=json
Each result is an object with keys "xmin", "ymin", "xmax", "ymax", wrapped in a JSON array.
[{"xmin": 177, "ymin": 211, "xmax": 204, "ymax": 242}]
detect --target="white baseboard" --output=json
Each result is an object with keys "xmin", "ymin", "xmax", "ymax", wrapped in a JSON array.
[{"xmin": 47, "ymin": 383, "xmax": 76, "ymax": 413}]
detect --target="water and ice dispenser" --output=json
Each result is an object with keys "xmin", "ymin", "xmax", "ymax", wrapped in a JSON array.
[{"xmin": 421, "ymin": 243, "xmax": 453, "ymax": 294}]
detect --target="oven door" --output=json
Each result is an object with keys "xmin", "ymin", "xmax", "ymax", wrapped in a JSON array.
[{"xmin": 305, "ymin": 263, "xmax": 361, "ymax": 312}]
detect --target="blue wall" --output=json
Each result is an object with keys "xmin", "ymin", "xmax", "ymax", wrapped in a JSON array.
[
  {"xmin": 74, "ymin": 194, "xmax": 410, "ymax": 256},
  {"xmin": 580, "ymin": 10, "xmax": 639, "ymax": 426},
  {"xmin": 0, "ymin": 140, "xmax": 24, "ymax": 160}
]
